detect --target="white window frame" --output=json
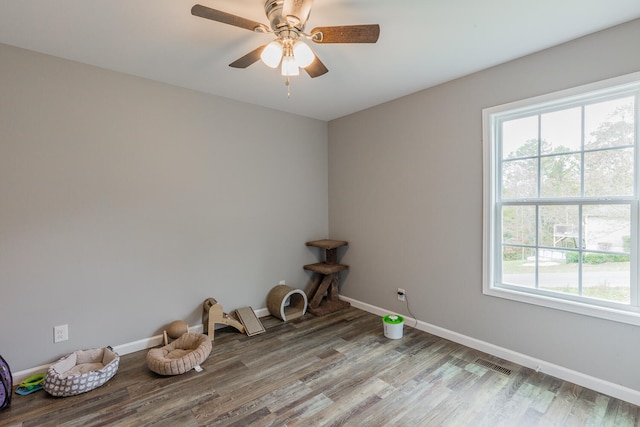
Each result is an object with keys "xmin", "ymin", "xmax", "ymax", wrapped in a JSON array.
[{"xmin": 483, "ymin": 72, "xmax": 640, "ymax": 326}]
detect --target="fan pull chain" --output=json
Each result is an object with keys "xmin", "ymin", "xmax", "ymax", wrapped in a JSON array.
[{"xmin": 285, "ymin": 77, "xmax": 291, "ymax": 98}]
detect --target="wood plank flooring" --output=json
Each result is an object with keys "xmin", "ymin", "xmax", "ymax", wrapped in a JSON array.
[{"xmin": 3, "ymin": 307, "xmax": 639, "ymax": 426}]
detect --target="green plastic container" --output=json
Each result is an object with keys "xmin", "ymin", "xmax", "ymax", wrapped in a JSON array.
[{"xmin": 382, "ymin": 314, "xmax": 404, "ymax": 339}]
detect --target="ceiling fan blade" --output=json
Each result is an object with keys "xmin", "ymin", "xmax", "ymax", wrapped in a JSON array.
[
  {"xmin": 304, "ymin": 55, "xmax": 328, "ymax": 78},
  {"xmin": 310, "ymin": 24, "xmax": 380, "ymax": 43},
  {"xmin": 191, "ymin": 4, "xmax": 268, "ymax": 32},
  {"xmin": 229, "ymin": 45, "xmax": 267, "ymax": 69},
  {"xmin": 282, "ymin": 0, "xmax": 314, "ymax": 27}
]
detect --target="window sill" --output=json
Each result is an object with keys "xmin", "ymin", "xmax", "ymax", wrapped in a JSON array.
[{"xmin": 483, "ymin": 285, "xmax": 640, "ymax": 326}]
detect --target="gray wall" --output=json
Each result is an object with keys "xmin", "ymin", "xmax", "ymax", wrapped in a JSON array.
[
  {"xmin": 3, "ymin": 17, "xmax": 640, "ymax": 392},
  {"xmin": 329, "ymin": 19, "xmax": 640, "ymax": 390},
  {"xmin": 0, "ymin": 43, "xmax": 328, "ymax": 371}
]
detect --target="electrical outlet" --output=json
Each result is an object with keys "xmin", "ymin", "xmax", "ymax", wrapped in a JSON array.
[
  {"xmin": 279, "ymin": 280, "xmax": 286, "ymax": 285},
  {"xmin": 397, "ymin": 288, "xmax": 406, "ymax": 302},
  {"xmin": 54, "ymin": 324, "xmax": 68, "ymax": 343}
]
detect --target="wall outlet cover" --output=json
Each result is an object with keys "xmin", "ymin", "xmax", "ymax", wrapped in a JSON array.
[{"xmin": 54, "ymin": 324, "xmax": 69, "ymax": 343}]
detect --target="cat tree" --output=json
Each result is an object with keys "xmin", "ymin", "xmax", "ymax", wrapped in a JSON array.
[{"xmin": 303, "ymin": 239, "xmax": 350, "ymax": 316}]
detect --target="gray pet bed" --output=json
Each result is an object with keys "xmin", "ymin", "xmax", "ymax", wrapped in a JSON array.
[{"xmin": 43, "ymin": 347, "xmax": 119, "ymax": 397}]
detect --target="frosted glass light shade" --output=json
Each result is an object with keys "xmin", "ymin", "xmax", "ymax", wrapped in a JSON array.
[
  {"xmin": 261, "ymin": 41, "xmax": 283, "ymax": 68},
  {"xmin": 293, "ymin": 41, "xmax": 314, "ymax": 68},
  {"xmin": 281, "ymin": 55, "xmax": 300, "ymax": 76}
]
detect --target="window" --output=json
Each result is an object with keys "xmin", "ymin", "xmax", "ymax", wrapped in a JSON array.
[{"xmin": 483, "ymin": 72, "xmax": 640, "ymax": 325}]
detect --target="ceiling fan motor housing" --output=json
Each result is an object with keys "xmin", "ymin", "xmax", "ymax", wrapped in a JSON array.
[
  {"xmin": 265, "ymin": 0, "xmax": 306, "ymax": 32},
  {"xmin": 265, "ymin": 0, "xmax": 287, "ymax": 30}
]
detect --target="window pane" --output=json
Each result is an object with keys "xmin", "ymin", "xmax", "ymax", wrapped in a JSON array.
[
  {"xmin": 502, "ymin": 158, "xmax": 537, "ymax": 199},
  {"xmin": 539, "ymin": 252, "xmax": 579, "ymax": 296},
  {"xmin": 539, "ymin": 205, "xmax": 579, "ymax": 248},
  {"xmin": 502, "ymin": 205, "xmax": 536, "ymax": 245},
  {"xmin": 502, "ymin": 246, "xmax": 536, "ymax": 288},
  {"xmin": 583, "ymin": 204, "xmax": 631, "ymax": 253},
  {"xmin": 585, "ymin": 97, "xmax": 635, "ymax": 149},
  {"xmin": 582, "ymin": 252, "xmax": 630, "ymax": 304},
  {"xmin": 502, "ymin": 116, "xmax": 538, "ymax": 159},
  {"xmin": 584, "ymin": 148, "xmax": 634, "ymax": 196},
  {"xmin": 540, "ymin": 153, "xmax": 581, "ymax": 198},
  {"xmin": 541, "ymin": 107, "xmax": 582, "ymax": 153}
]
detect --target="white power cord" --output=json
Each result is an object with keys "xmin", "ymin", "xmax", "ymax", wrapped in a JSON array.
[{"xmin": 403, "ymin": 291, "xmax": 418, "ymax": 328}]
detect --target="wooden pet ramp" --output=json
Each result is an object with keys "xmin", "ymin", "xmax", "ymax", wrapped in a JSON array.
[
  {"xmin": 202, "ymin": 298, "xmax": 245, "ymax": 341},
  {"xmin": 234, "ymin": 307, "xmax": 265, "ymax": 336}
]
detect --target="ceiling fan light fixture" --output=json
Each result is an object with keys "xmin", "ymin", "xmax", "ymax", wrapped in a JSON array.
[
  {"xmin": 281, "ymin": 55, "xmax": 300, "ymax": 76},
  {"xmin": 260, "ymin": 40, "xmax": 283, "ymax": 68},
  {"xmin": 292, "ymin": 40, "xmax": 314, "ymax": 68}
]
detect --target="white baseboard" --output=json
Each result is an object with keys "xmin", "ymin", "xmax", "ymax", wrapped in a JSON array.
[
  {"xmin": 13, "ymin": 308, "xmax": 269, "ymax": 385},
  {"xmin": 339, "ymin": 295, "xmax": 640, "ymax": 406},
  {"xmin": 253, "ymin": 307, "xmax": 270, "ymax": 318},
  {"xmin": 12, "ymin": 364, "xmax": 51, "ymax": 385}
]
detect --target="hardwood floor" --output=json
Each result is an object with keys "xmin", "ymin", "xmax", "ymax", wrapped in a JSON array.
[{"xmin": 4, "ymin": 307, "xmax": 639, "ymax": 426}]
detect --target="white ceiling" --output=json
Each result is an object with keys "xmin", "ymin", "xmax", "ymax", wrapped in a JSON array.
[{"xmin": 1, "ymin": 0, "xmax": 639, "ymax": 121}]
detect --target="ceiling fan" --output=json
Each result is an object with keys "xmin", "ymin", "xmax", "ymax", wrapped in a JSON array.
[{"xmin": 191, "ymin": 0, "xmax": 380, "ymax": 79}]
